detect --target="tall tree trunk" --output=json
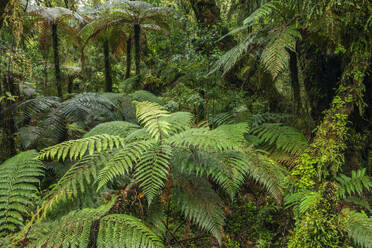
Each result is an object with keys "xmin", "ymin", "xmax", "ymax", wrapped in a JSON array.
[
  {"xmin": 288, "ymin": 49, "xmax": 301, "ymax": 114},
  {"xmin": 125, "ymin": 38, "xmax": 132, "ymax": 79},
  {"xmin": 103, "ymin": 39, "xmax": 113, "ymax": 92},
  {"xmin": 52, "ymin": 23, "xmax": 62, "ymax": 97},
  {"xmin": 134, "ymin": 24, "xmax": 141, "ymax": 77}
]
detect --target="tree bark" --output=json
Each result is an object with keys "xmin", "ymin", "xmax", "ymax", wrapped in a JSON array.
[
  {"xmin": 125, "ymin": 38, "xmax": 132, "ymax": 79},
  {"xmin": 52, "ymin": 23, "xmax": 62, "ymax": 97},
  {"xmin": 103, "ymin": 39, "xmax": 113, "ymax": 92},
  {"xmin": 134, "ymin": 24, "xmax": 141, "ymax": 77}
]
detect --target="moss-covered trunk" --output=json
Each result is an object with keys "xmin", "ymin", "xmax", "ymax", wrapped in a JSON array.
[
  {"xmin": 103, "ymin": 39, "xmax": 113, "ymax": 92},
  {"xmin": 125, "ymin": 37, "xmax": 132, "ymax": 79},
  {"xmin": 52, "ymin": 23, "xmax": 62, "ymax": 98}
]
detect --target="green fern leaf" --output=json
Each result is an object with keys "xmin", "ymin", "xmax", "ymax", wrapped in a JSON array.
[
  {"xmin": 342, "ymin": 208, "xmax": 372, "ymax": 248},
  {"xmin": 172, "ymin": 175, "xmax": 224, "ymax": 244},
  {"xmin": 0, "ymin": 151, "xmax": 44, "ymax": 237},
  {"xmin": 134, "ymin": 144, "xmax": 172, "ymax": 204},
  {"xmin": 97, "ymin": 214, "xmax": 164, "ymax": 248},
  {"xmin": 36, "ymin": 197, "xmax": 117, "ymax": 248},
  {"xmin": 39, "ymin": 134, "xmax": 125, "ymax": 161},
  {"xmin": 84, "ymin": 121, "xmax": 140, "ymax": 139}
]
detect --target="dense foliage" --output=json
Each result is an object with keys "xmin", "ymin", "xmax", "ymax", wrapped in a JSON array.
[{"xmin": 0, "ymin": 0, "xmax": 371, "ymax": 247}]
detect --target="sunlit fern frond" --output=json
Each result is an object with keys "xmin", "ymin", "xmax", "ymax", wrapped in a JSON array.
[
  {"xmin": 34, "ymin": 197, "xmax": 117, "ymax": 248},
  {"xmin": 172, "ymin": 174, "xmax": 224, "ymax": 245},
  {"xmin": 38, "ymin": 134, "xmax": 125, "ymax": 161},
  {"xmin": 342, "ymin": 208, "xmax": 372, "ymax": 248},
  {"xmin": 97, "ymin": 214, "xmax": 164, "ymax": 248},
  {"xmin": 260, "ymin": 25, "xmax": 301, "ymax": 79},
  {"xmin": 0, "ymin": 151, "xmax": 44, "ymax": 237},
  {"xmin": 27, "ymin": 6, "xmax": 84, "ymax": 23},
  {"xmin": 84, "ymin": 121, "xmax": 140, "ymax": 138},
  {"xmin": 160, "ymin": 112, "xmax": 193, "ymax": 135},
  {"xmin": 134, "ymin": 101, "xmax": 171, "ymax": 141},
  {"xmin": 96, "ymin": 140, "xmax": 154, "ymax": 190},
  {"xmin": 336, "ymin": 169, "xmax": 372, "ymax": 200},
  {"xmin": 134, "ymin": 144, "xmax": 172, "ymax": 204},
  {"xmin": 249, "ymin": 123, "xmax": 308, "ymax": 155},
  {"xmin": 166, "ymin": 126, "xmax": 243, "ymax": 152}
]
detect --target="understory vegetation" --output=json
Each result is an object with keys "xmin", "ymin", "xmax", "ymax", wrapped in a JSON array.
[{"xmin": 0, "ymin": 0, "xmax": 371, "ymax": 247}]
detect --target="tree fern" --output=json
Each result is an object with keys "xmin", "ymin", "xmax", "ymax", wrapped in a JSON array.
[
  {"xmin": 172, "ymin": 174, "xmax": 224, "ymax": 244},
  {"xmin": 260, "ymin": 25, "xmax": 301, "ymax": 79},
  {"xmin": 342, "ymin": 208, "xmax": 372, "ymax": 248},
  {"xmin": 97, "ymin": 214, "xmax": 164, "ymax": 248},
  {"xmin": 336, "ymin": 169, "xmax": 372, "ymax": 199},
  {"xmin": 249, "ymin": 123, "xmax": 308, "ymax": 155},
  {"xmin": 242, "ymin": 0, "xmax": 281, "ymax": 26},
  {"xmin": 34, "ymin": 196, "xmax": 117, "ymax": 248},
  {"xmin": 134, "ymin": 144, "xmax": 172, "ymax": 204},
  {"xmin": 96, "ymin": 140, "xmax": 154, "ymax": 189},
  {"xmin": 84, "ymin": 121, "xmax": 140, "ymax": 138},
  {"xmin": 38, "ymin": 134, "xmax": 125, "ymax": 161},
  {"xmin": 134, "ymin": 101, "xmax": 171, "ymax": 141},
  {"xmin": 129, "ymin": 90, "xmax": 162, "ymax": 104},
  {"xmin": 0, "ymin": 151, "xmax": 44, "ymax": 236}
]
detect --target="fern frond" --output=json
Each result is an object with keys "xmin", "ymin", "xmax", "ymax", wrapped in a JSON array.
[
  {"xmin": 38, "ymin": 134, "xmax": 125, "ymax": 161},
  {"xmin": 96, "ymin": 140, "xmax": 154, "ymax": 190},
  {"xmin": 0, "ymin": 151, "xmax": 44, "ymax": 236},
  {"xmin": 210, "ymin": 112, "xmax": 234, "ymax": 127},
  {"xmin": 35, "ymin": 197, "xmax": 117, "ymax": 248},
  {"xmin": 160, "ymin": 112, "xmax": 193, "ymax": 134},
  {"xmin": 243, "ymin": 0, "xmax": 281, "ymax": 26},
  {"xmin": 129, "ymin": 90, "xmax": 162, "ymax": 104},
  {"xmin": 244, "ymin": 150, "xmax": 286, "ymax": 204},
  {"xmin": 248, "ymin": 112, "xmax": 293, "ymax": 128},
  {"xmin": 342, "ymin": 208, "xmax": 372, "ymax": 248},
  {"xmin": 209, "ymin": 152, "xmax": 250, "ymax": 199},
  {"xmin": 166, "ymin": 127, "xmax": 241, "ymax": 152},
  {"xmin": 250, "ymin": 123, "xmax": 308, "ymax": 155},
  {"xmin": 84, "ymin": 121, "xmax": 140, "ymax": 138},
  {"xmin": 172, "ymin": 175, "xmax": 224, "ymax": 244},
  {"xmin": 97, "ymin": 214, "xmax": 164, "ymax": 248},
  {"xmin": 39, "ymin": 154, "xmax": 106, "ymax": 219},
  {"xmin": 134, "ymin": 101, "xmax": 171, "ymax": 141},
  {"xmin": 336, "ymin": 169, "xmax": 372, "ymax": 199},
  {"xmin": 260, "ymin": 26, "xmax": 301, "ymax": 78},
  {"xmin": 134, "ymin": 144, "xmax": 172, "ymax": 204}
]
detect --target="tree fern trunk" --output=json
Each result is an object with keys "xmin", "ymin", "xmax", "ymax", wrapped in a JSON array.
[
  {"xmin": 289, "ymin": 49, "xmax": 301, "ymax": 114},
  {"xmin": 52, "ymin": 23, "xmax": 62, "ymax": 98},
  {"xmin": 134, "ymin": 24, "xmax": 141, "ymax": 77},
  {"xmin": 125, "ymin": 38, "xmax": 132, "ymax": 79},
  {"xmin": 1, "ymin": 76, "xmax": 17, "ymax": 158},
  {"xmin": 103, "ymin": 39, "xmax": 113, "ymax": 92},
  {"xmin": 67, "ymin": 75, "xmax": 73, "ymax": 94}
]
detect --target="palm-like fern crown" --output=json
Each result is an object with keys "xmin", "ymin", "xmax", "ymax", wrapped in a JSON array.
[
  {"xmin": 79, "ymin": 0, "xmax": 174, "ymax": 53},
  {"xmin": 7, "ymin": 101, "xmax": 287, "ymax": 247}
]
